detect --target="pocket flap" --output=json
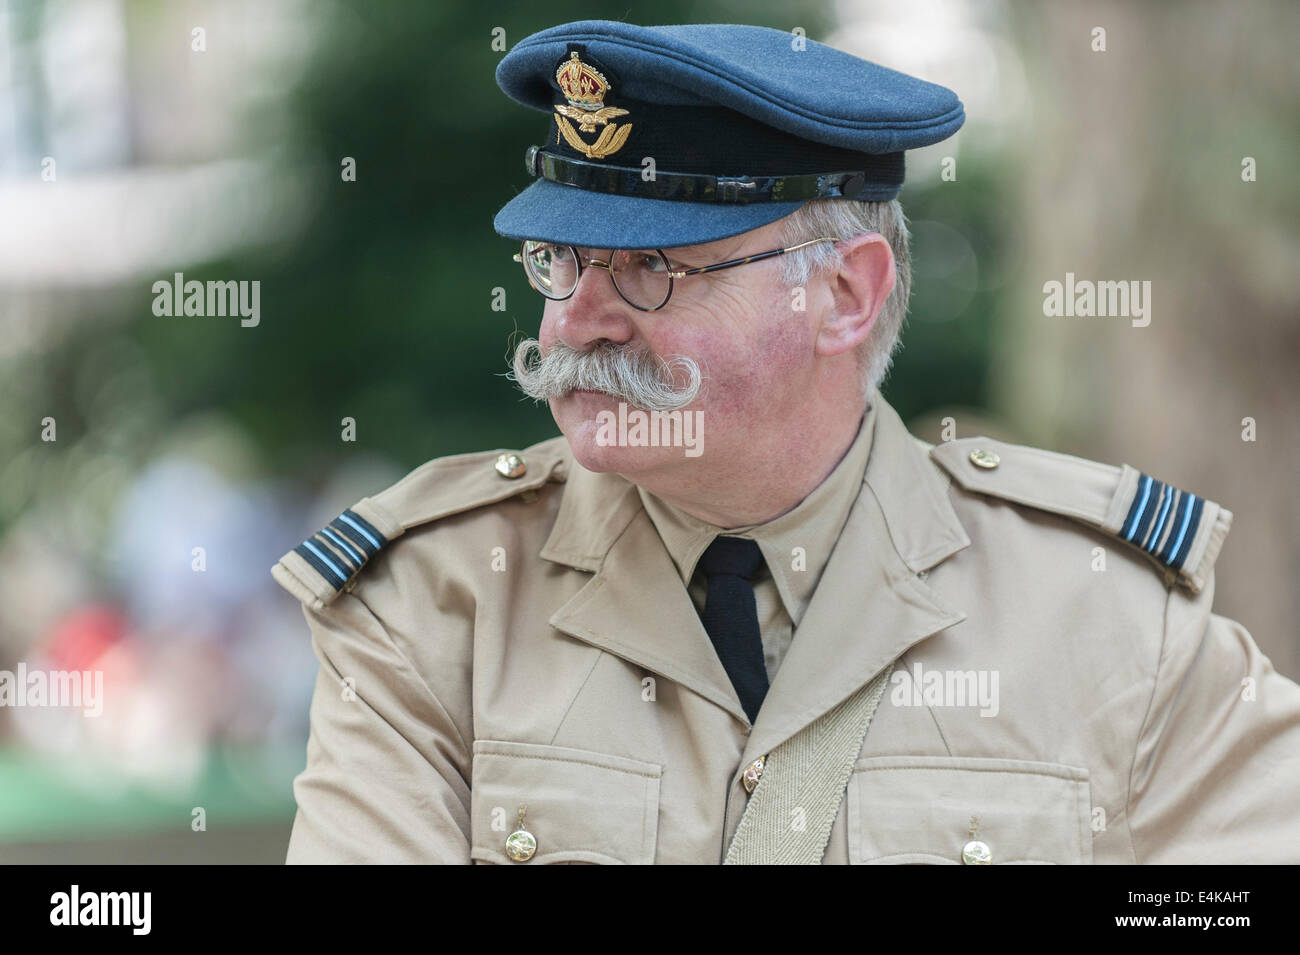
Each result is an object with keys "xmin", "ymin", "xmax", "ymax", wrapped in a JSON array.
[
  {"xmin": 848, "ymin": 755, "xmax": 1092, "ymax": 864},
  {"xmin": 471, "ymin": 740, "xmax": 662, "ymax": 865}
]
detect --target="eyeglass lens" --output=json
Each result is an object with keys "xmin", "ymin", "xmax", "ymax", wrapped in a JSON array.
[{"xmin": 521, "ymin": 241, "xmax": 671, "ymax": 309}]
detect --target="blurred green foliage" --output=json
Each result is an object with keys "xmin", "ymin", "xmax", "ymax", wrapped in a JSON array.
[{"xmin": 888, "ymin": 160, "xmax": 1004, "ymax": 422}]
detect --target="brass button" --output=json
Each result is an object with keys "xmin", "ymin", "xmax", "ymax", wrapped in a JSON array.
[
  {"xmin": 505, "ymin": 829, "xmax": 536, "ymax": 862},
  {"xmin": 495, "ymin": 453, "xmax": 527, "ymax": 479},
  {"xmin": 968, "ymin": 448, "xmax": 1000, "ymax": 470},
  {"xmin": 505, "ymin": 805, "xmax": 536, "ymax": 862},
  {"xmin": 961, "ymin": 839, "xmax": 992, "ymax": 865},
  {"xmin": 742, "ymin": 755, "xmax": 767, "ymax": 794}
]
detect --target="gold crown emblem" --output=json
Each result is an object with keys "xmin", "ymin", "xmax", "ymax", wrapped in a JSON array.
[
  {"xmin": 552, "ymin": 52, "xmax": 633, "ymax": 158},
  {"xmin": 556, "ymin": 52, "xmax": 611, "ymax": 110}
]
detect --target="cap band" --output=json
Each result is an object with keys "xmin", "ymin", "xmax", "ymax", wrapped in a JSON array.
[{"xmin": 525, "ymin": 145, "xmax": 904, "ymax": 204}]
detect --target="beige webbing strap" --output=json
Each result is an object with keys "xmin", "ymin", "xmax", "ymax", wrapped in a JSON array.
[{"xmin": 724, "ymin": 661, "xmax": 895, "ymax": 865}]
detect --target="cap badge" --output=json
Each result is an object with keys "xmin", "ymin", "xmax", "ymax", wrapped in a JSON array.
[{"xmin": 553, "ymin": 51, "xmax": 632, "ymax": 159}]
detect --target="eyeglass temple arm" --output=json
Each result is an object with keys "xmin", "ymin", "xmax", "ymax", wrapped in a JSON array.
[
  {"xmin": 513, "ymin": 236, "xmax": 841, "ymax": 277},
  {"xmin": 667, "ymin": 236, "xmax": 840, "ymax": 278}
]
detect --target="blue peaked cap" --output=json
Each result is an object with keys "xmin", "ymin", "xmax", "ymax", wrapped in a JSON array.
[{"xmin": 493, "ymin": 20, "xmax": 964, "ymax": 249}]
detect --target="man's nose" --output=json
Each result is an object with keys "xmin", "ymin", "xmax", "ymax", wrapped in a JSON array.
[{"xmin": 545, "ymin": 252, "xmax": 636, "ymax": 351}]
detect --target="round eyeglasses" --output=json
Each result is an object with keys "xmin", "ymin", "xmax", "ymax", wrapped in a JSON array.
[{"xmin": 512, "ymin": 236, "xmax": 841, "ymax": 312}]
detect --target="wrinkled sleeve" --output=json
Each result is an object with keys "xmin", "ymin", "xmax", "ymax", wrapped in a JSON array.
[
  {"xmin": 285, "ymin": 590, "xmax": 472, "ymax": 864},
  {"xmin": 1127, "ymin": 575, "xmax": 1300, "ymax": 863}
]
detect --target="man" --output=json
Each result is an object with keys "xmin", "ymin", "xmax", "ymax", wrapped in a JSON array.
[{"xmin": 273, "ymin": 20, "xmax": 1300, "ymax": 863}]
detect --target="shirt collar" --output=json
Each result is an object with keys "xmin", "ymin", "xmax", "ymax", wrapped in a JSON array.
[
  {"xmin": 638, "ymin": 403, "xmax": 876, "ymax": 627},
  {"xmin": 540, "ymin": 390, "xmax": 970, "ymax": 582}
]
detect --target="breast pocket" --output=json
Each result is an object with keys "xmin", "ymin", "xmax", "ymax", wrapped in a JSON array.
[
  {"xmin": 470, "ymin": 739, "xmax": 663, "ymax": 865},
  {"xmin": 847, "ymin": 755, "xmax": 1093, "ymax": 864}
]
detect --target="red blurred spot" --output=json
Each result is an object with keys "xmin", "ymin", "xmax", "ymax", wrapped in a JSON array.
[{"xmin": 43, "ymin": 604, "xmax": 129, "ymax": 671}]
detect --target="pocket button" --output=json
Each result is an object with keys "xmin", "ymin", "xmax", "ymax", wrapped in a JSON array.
[
  {"xmin": 961, "ymin": 839, "xmax": 992, "ymax": 865},
  {"xmin": 505, "ymin": 829, "xmax": 537, "ymax": 862}
]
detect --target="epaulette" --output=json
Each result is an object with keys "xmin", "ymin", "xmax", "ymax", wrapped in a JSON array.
[
  {"xmin": 929, "ymin": 437, "xmax": 1232, "ymax": 594},
  {"xmin": 272, "ymin": 438, "xmax": 569, "ymax": 610}
]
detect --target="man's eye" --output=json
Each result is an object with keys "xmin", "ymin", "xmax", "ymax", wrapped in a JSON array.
[{"xmin": 637, "ymin": 253, "xmax": 667, "ymax": 272}]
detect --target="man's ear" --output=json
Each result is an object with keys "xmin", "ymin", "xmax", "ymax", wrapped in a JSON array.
[{"xmin": 815, "ymin": 233, "xmax": 896, "ymax": 357}]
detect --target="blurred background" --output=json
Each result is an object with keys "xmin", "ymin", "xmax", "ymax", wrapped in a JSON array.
[{"xmin": 0, "ymin": 0, "xmax": 1295, "ymax": 862}]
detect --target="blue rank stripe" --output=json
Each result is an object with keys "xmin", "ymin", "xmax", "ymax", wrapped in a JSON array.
[
  {"xmin": 1144, "ymin": 485, "xmax": 1177, "ymax": 554},
  {"xmin": 1170, "ymin": 496, "xmax": 1204, "ymax": 570},
  {"xmin": 338, "ymin": 508, "xmax": 386, "ymax": 554},
  {"xmin": 1122, "ymin": 474, "xmax": 1153, "ymax": 542},
  {"xmin": 1135, "ymin": 482, "xmax": 1164, "ymax": 550},
  {"xmin": 320, "ymin": 525, "xmax": 365, "ymax": 568},
  {"xmin": 1121, "ymin": 471, "xmax": 1205, "ymax": 571},
  {"xmin": 295, "ymin": 540, "xmax": 349, "ymax": 589},
  {"xmin": 326, "ymin": 518, "xmax": 369, "ymax": 559},
  {"xmin": 1125, "ymin": 475, "xmax": 1166, "ymax": 545},
  {"xmin": 292, "ymin": 507, "xmax": 390, "ymax": 593},
  {"xmin": 1156, "ymin": 490, "xmax": 1191, "ymax": 563}
]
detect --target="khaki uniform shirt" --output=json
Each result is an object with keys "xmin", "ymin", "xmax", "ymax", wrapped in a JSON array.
[
  {"xmin": 273, "ymin": 392, "xmax": 1300, "ymax": 864},
  {"xmin": 639, "ymin": 409, "xmax": 874, "ymax": 685}
]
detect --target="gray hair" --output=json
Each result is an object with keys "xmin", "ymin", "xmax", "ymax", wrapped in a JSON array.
[{"xmin": 776, "ymin": 198, "xmax": 912, "ymax": 399}]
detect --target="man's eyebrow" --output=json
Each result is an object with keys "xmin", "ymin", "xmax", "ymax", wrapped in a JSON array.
[
  {"xmin": 568, "ymin": 245, "xmax": 711, "ymax": 268},
  {"xmin": 662, "ymin": 246, "xmax": 711, "ymax": 266}
]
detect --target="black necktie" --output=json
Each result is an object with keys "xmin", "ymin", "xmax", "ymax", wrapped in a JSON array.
[{"xmin": 698, "ymin": 536, "xmax": 769, "ymax": 723}]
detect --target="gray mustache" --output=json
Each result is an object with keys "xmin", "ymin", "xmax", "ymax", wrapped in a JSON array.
[{"xmin": 510, "ymin": 339, "xmax": 702, "ymax": 412}]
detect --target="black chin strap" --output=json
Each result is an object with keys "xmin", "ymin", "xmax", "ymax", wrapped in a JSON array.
[{"xmin": 525, "ymin": 145, "xmax": 905, "ymax": 205}]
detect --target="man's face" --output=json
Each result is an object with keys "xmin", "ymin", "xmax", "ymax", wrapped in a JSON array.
[{"xmin": 537, "ymin": 216, "xmax": 825, "ymax": 482}]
